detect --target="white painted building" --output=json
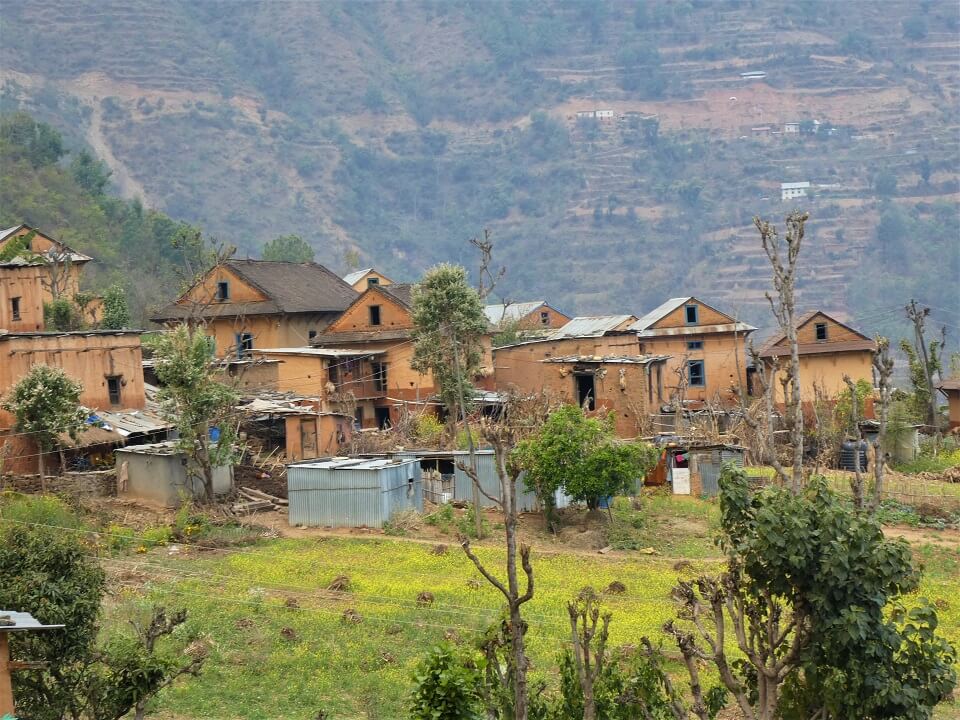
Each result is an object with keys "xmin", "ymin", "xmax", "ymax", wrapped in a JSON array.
[
  {"xmin": 780, "ymin": 181, "xmax": 811, "ymax": 201},
  {"xmin": 784, "ymin": 122, "xmax": 800, "ymax": 133}
]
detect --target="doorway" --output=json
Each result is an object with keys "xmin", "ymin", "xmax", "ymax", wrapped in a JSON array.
[
  {"xmin": 375, "ymin": 407, "xmax": 392, "ymax": 429},
  {"xmin": 575, "ymin": 373, "xmax": 595, "ymax": 410}
]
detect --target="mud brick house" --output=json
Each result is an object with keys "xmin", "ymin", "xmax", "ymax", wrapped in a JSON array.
[
  {"xmin": 757, "ymin": 310, "xmax": 876, "ymax": 404},
  {"xmin": 493, "ymin": 315, "xmax": 669, "ymax": 436},
  {"xmin": 484, "ymin": 300, "xmax": 571, "ymax": 335},
  {"xmin": 0, "ymin": 330, "xmax": 151, "ymax": 474},
  {"xmin": 938, "ymin": 380, "xmax": 960, "ymax": 430},
  {"xmin": 0, "ymin": 224, "xmax": 98, "ymax": 331},
  {"xmin": 342, "ymin": 267, "xmax": 394, "ymax": 292},
  {"xmin": 152, "ymin": 259, "xmax": 358, "ymax": 359},
  {"xmin": 630, "ymin": 297, "xmax": 756, "ymax": 407},
  {"xmin": 311, "ymin": 283, "xmax": 434, "ymax": 428}
]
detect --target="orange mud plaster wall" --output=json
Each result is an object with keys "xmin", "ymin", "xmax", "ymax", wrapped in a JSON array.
[
  {"xmin": 771, "ymin": 351, "xmax": 875, "ymax": 404},
  {"xmin": 640, "ymin": 334, "xmax": 749, "ymax": 404}
]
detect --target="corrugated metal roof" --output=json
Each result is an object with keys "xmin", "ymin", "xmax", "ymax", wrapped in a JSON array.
[
  {"xmin": 631, "ymin": 298, "xmax": 691, "ymax": 331},
  {"xmin": 484, "ymin": 301, "xmax": 546, "ymax": 325},
  {"xmin": 342, "ymin": 268, "xmax": 374, "ymax": 285},
  {"xmin": 0, "ymin": 610, "xmax": 64, "ymax": 632},
  {"xmin": 253, "ymin": 347, "xmax": 383, "ymax": 357},
  {"xmin": 92, "ymin": 408, "xmax": 173, "ymax": 437},
  {"xmin": 543, "ymin": 354, "xmax": 669, "ymax": 365},
  {"xmin": 551, "ymin": 315, "xmax": 637, "ymax": 339},
  {"xmin": 780, "ymin": 182, "xmax": 810, "ymax": 189},
  {"xmin": 292, "ymin": 457, "xmax": 418, "ymax": 471}
]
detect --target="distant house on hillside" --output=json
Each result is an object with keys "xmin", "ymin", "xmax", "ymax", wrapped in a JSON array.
[
  {"xmin": 152, "ymin": 259, "xmax": 357, "ymax": 359},
  {"xmin": 757, "ymin": 310, "xmax": 876, "ymax": 404},
  {"xmin": 784, "ymin": 122, "xmax": 800, "ymax": 134},
  {"xmin": 342, "ymin": 267, "xmax": 394, "ymax": 292},
  {"xmin": 630, "ymin": 297, "xmax": 755, "ymax": 407},
  {"xmin": 781, "ymin": 181, "xmax": 810, "ymax": 201}
]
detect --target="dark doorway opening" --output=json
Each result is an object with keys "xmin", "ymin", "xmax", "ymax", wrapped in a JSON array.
[
  {"xmin": 375, "ymin": 407, "xmax": 392, "ymax": 429},
  {"xmin": 575, "ymin": 373, "xmax": 595, "ymax": 410}
]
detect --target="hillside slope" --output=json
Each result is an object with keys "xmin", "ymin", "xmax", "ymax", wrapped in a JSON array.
[{"xmin": 1, "ymin": 0, "xmax": 957, "ymax": 335}]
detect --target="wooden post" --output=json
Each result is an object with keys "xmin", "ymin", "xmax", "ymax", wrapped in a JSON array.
[{"xmin": 0, "ymin": 632, "xmax": 13, "ymax": 717}]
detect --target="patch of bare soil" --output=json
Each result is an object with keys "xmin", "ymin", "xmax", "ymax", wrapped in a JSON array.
[
  {"xmin": 883, "ymin": 525, "xmax": 960, "ymax": 551},
  {"xmin": 82, "ymin": 496, "xmax": 174, "ymax": 530}
]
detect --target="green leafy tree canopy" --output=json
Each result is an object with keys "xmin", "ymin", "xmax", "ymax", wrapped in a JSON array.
[
  {"xmin": 514, "ymin": 405, "xmax": 658, "ymax": 511},
  {"xmin": 100, "ymin": 284, "xmax": 131, "ymax": 329},
  {"xmin": 411, "ymin": 264, "xmax": 489, "ymax": 415},
  {"xmin": 1, "ymin": 364, "xmax": 86, "ymax": 477},
  {"xmin": 152, "ymin": 324, "xmax": 239, "ymax": 500},
  {"xmin": 260, "ymin": 233, "xmax": 315, "ymax": 263}
]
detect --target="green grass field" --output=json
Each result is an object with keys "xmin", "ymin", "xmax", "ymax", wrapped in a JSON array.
[{"xmin": 104, "ymin": 526, "xmax": 960, "ymax": 719}]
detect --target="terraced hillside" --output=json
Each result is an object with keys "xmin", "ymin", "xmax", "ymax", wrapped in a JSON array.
[{"xmin": 0, "ymin": 0, "xmax": 957, "ymax": 332}]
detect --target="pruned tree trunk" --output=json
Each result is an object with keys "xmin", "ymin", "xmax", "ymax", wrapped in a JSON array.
[
  {"xmin": 843, "ymin": 375, "xmax": 865, "ymax": 510},
  {"xmin": 755, "ymin": 212, "xmax": 808, "ymax": 492},
  {"xmin": 871, "ymin": 337, "xmax": 895, "ymax": 510},
  {"xmin": 37, "ymin": 449, "xmax": 46, "ymax": 493},
  {"xmin": 567, "ymin": 589, "xmax": 610, "ymax": 720}
]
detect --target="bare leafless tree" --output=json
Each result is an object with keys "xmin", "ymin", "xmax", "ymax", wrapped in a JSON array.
[
  {"xmin": 754, "ymin": 212, "xmax": 808, "ymax": 492},
  {"xmin": 842, "ymin": 374, "xmax": 866, "ymax": 509},
  {"xmin": 470, "ymin": 228, "xmax": 505, "ymax": 302},
  {"xmin": 870, "ymin": 337, "xmax": 895, "ymax": 510},
  {"xmin": 905, "ymin": 300, "xmax": 942, "ymax": 430},
  {"xmin": 567, "ymin": 588, "xmax": 611, "ymax": 720},
  {"xmin": 458, "ymin": 391, "xmax": 555, "ymax": 720},
  {"xmin": 666, "ymin": 573, "xmax": 806, "ymax": 720}
]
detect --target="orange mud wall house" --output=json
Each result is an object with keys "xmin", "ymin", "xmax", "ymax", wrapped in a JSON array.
[
  {"xmin": 630, "ymin": 297, "xmax": 755, "ymax": 407},
  {"xmin": 0, "ymin": 224, "xmax": 98, "ymax": 330},
  {"xmin": 937, "ymin": 380, "xmax": 960, "ymax": 430},
  {"xmin": 342, "ymin": 267, "xmax": 394, "ymax": 292},
  {"xmin": 758, "ymin": 311, "xmax": 876, "ymax": 405},
  {"xmin": 312, "ymin": 284, "xmax": 438, "ymax": 429},
  {"xmin": 151, "ymin": 259, "xmax": 358, "ymax": 359},
  {"xmin": 484, "ymin": 301, "xmax": 571, "ymax": 334},
  {"xmin": 493, "ymin": 315, "xmax": 671, "ymax": 437},
  {"xmin": 0, "ymin": 331, "xmax": 147, "ymax": 474}
]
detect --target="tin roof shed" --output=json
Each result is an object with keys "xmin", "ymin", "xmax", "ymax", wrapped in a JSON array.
[{"xmin": 287, "ymin": 457, "xmax": 423, "ymax": 528}]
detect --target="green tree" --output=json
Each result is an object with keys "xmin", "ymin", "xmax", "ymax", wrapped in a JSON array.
[
  {"xmin": 514, "ymin": 405, "xmax": 658, "ymax": 514},
  {"xmin": 100, "ymin": 284, "xmax": 131, "ymax": 329},
  {"xmin": 410, "ymin": 644, "xmax": 485, "ymax": 720},
  {"xmin": 43, "ymin": 296, "xmax": 85, "ymax": 331},
  {"xmin": 0, "ymin": 111, "xmax": 65, "ymax": 167},
  {"xmin": 410, "ymin": 264, "xmax": 488, "ymax": 416},
  {"xmin": 152, "ymin": 325, "xmax": 240, "ymax": 501},
  {"xmin": 1, "ymin": 365, "xmax": 86, "ymax": 483},
  {"xmin": 665, "ymin": 465, "xmax": 956, "ymax": 720},
  {"xmin": 70, "ymin": 150, "xmax": 112, "ymax": 196},
  {"xmin": 260, "ymin": 233, "xmax": 315, "ymax": 263},
  {"xmin": 833, "ymin": 378, "xmax": 873, "ymax": 435},
  {"xmin": 0, "ymin": 496, "xmax": 206, "ymax": 720},
  {"xmin": 919, "ymin": 155, "xmax": 932, "ymax": 185},
  {"xmin": 874, "ymin": 170, "xmax": 898, "ymax": 197}
]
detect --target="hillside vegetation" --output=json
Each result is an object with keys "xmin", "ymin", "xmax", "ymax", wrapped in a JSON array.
[{"xmin": 0, "ymin": 0, "xmax": 958, "ymax": 334}]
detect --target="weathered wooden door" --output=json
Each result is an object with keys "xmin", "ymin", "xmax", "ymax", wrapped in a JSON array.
[{"xmin": 300, "ymin": 418, "xmax": 318, "ymax": 459}]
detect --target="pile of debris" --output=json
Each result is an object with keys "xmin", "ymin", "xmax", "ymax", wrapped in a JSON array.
[{"xmin": 232, "ymin": 486, "xmax": 288, "ymax": 515}]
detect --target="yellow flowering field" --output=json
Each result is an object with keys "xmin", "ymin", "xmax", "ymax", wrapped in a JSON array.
[{"xmin": 107, "ymin": 533, "xmax": 960, "ymax": 720}]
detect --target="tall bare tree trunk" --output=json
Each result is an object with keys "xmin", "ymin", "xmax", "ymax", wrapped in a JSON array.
[
  {"xmin": 872, "ymin": 338, "xmax": 895, "ymax": 510},
  {"xmin": 37, "ymin": 448, "xmax": 46, "ymax": 493}
]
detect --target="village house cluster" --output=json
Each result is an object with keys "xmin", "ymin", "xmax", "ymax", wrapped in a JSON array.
[{"xmin": 5, "ymin": 223, "xmax": 957, "ymax": 492}]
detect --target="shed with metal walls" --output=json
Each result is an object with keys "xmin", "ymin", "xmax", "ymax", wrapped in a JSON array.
[{"xmin": 287, "ymin": 457, "xmax": 423, "ymax": 528}]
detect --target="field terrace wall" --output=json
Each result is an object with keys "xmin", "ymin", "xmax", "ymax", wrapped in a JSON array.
[
  {"xmin": 758, "ymin": 310, "xmax": 876, "ymax": 405},
  {"xmin": 0, "ymin": 330, "xmax": 146, "ymax": 473},
  {"xmin": 631, "ymin": 297, "xmax": 755, "ymax": 407}
]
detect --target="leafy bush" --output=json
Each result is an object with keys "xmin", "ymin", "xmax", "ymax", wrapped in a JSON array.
[
  {"xmin": 141, "ymin": 525, "xmax": 174, "ymax": 547},
  {"xmin": 105, "ymin": 523, "xmax": 137, "ymax": 552},
  {"xmin": 413, "ymin": 414, "xmax": 444, "ymax": 446},
  {"xmin": 425, "ymin": 503, "xmax": 455, "ymax": 534}
]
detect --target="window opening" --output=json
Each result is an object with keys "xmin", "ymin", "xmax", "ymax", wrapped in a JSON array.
[
  {"xmin": 216, "ymin": 281, "xmax": 230, "ymax": 301},
  {"xmin": 688, "ymin": 360, "xmax": 705, "ymax": 387},
  {"xmin": 236, "ymin": 332, "xmax": 253, "ymax": 358},
  {"xmin": 687, "ymin": 340, "xmax": 703, "ymax": 350},
  {"xmin": 367, "ymin": 277, "xmax": 379, "ymax": 286},
  {"xmin": 11, "ymin": 297, "xmax": 21, "ymax": 321},
  {"xmin": 372, "ymin": 362, "xmax": 388, "ymax": 391},
  {"xmin": 106, "ymin": 375, "xmax": 122, "ymax": 406},
  {"xmin": 685, "ymin": 305, "xmax": 698, "ymax": 325},
  {"xmin": 369, "ymin": 305, "xmax": 382, "ymax": 326},
  {"xmin": 815, "ymin": 322, "xmax": 828, "ymax": 341}
]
